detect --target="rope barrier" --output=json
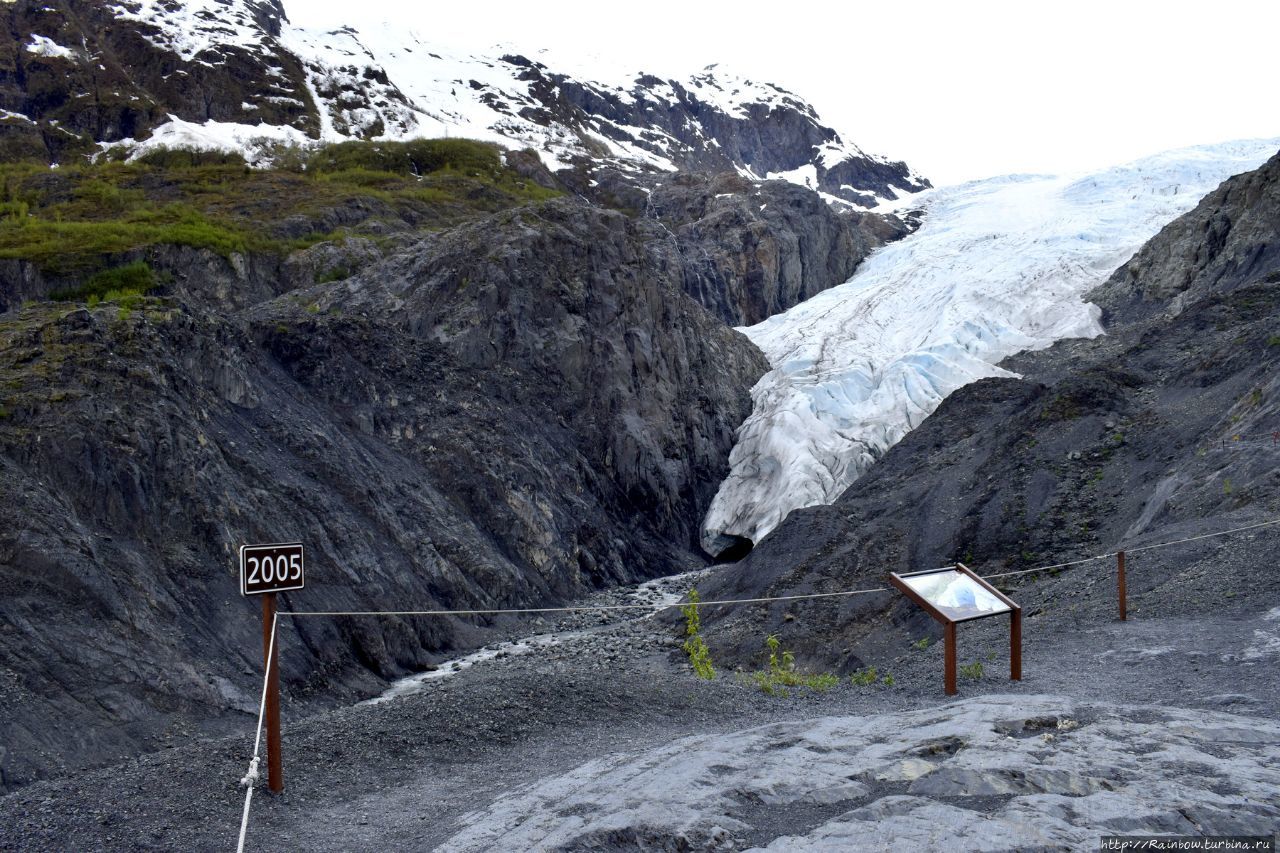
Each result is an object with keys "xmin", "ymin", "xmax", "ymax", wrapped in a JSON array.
[
  {"xmin": 982, "ymin": 516, "xmax": 1280, "ymax": 580},
  {"xmin": 276, "ymin": 585, "xmax": 893, "ymax": 619},
  {"xmin": 982, "ymin": 553, "xmax": 1112, "ymax": 580},
  {"xmin": 1123, "ymin": 517, "xmax": 1280, "ymax": 553},
  {"xmin": 232, "ymin": 514, "xmax": 1280, "ymax": 849}
]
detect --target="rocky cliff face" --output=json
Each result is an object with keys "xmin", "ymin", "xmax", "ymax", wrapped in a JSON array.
[
  {"xmin": 696, "ymin": 151, "xmax": 1280, "ymax": 669},
  {"xmin": 0, "ymin": 0, "xmax": 928, "ymax": 795},
  {"xmin": 0, "ymin": 197, "xmax": 767, "ymax": 789},
  {"xmin": 646, "ymin": 172, "xmax": 910, "ymax": 326}
]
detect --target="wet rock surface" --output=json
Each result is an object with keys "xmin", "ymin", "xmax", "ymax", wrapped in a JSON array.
[{"xmin": 440, "ymin": 695, "xmax": 1280, "ymax": 852}]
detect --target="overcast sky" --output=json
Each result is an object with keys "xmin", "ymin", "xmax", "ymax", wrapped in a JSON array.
[{"xmin": 289, "ymin": 0, "xmax": 1280, "ymax": 186}]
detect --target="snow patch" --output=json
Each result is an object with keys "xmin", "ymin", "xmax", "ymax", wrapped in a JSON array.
[
  {"xmin": 25, "ymin": 34, "xmax": 74, "ymax": 59},
  {"xmin": 112, "ymin": 115, "xmax": 312, "ymax": 165}
]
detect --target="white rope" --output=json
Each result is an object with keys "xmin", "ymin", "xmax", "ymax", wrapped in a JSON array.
[
  {"xmin": 277, "ymin": 586, "xmax": 893, "ymax": 619},
  {"xmin": 981, "ymin": 517, "xmax": 1280, "ymax": 580},
  {"xmin": 236, "ymin": 610, "xmax": 277, "ymax": 853},
  {"xmin": 1123, "ymin": 517, "xmax": 1280, "ymax": 553},
  {"xmin": 983, "ymin": 554, "xmax": 1112, "ymax": 579}
]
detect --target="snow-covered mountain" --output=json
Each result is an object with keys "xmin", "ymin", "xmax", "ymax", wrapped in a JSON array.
[
  {"xmin": 701, "ymin": 138, "xmax": 1280, "ymax": 555},
  {"xmin": 3, "ymin": 0, "xmax": 927, "ymax": 206}
]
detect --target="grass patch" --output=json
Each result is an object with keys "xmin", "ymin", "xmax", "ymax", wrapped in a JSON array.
[
  {"xmin": 681, "ymin": 589, "xmax": 715, "ymax": 680},
  {"xmin": 50, "ymin": 260, "xmax": 155, "ymax": 301},
  {"xmin": 746, "ymin": 634, "xmax": 839, "ymax": 696},
  {"xmin": 0, "ymin": 138, "xmax": 559, "ymax": 281},
  {"xmin": 960, "ymin": 661, "xmax": 984, "ymax": 681},
  {"xmin": 849, "ymin": 666, "xmax": 894, "ymax": 687}
]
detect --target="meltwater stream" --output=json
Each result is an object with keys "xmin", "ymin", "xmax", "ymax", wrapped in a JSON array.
[
  {"xmin": 364, "ymin": 569, "xmax": 708, "ymax": 705},
  {"xmin": 701, "ymin": 138, "xmax": 1280, "ymax": 554}
]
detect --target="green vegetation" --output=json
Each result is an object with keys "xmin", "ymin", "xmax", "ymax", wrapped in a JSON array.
[
  {"xmin": 1267, "ymin": 335, "xmax": 1280, "ymax": 347},
  {"xmin": 681, "ymin": 589, "xmax": 715, "ymax": 680},
  {"xmin": 911, "ymin": 637, "xmax": 930, "ymax": 651},
  {"xmin": 50, "ymin": 260, "xmax": 155, "ymax": 302},
  {"xmin": 315, "ymin": 265, "xmax": 351, "ymax": 284},
  {"xmin": 0, "ymin": 138, "xmax": 559, "ymax": 282},
  {"xmin": 850, "ymin": 666, "xmax": 879, "ymax": 686},
  {"xmin": 1039, "ymin": 389, "xmax": 1087, "ymax": 422},
  {"xmin": 849, "ymin": 666, "xmax": 895, "ymax": 687},
  {"xmin": 747, "ymin": 634, "xmax": 839, "ymax": 696},
  {"xmin": 960, "ymin": 661, "xmax": 984, "ymax": 681}
]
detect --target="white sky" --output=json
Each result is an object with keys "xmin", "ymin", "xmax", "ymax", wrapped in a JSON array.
[{"xmin": 288, "ymin": 0, "xmax": 1280, "ymax": 186}]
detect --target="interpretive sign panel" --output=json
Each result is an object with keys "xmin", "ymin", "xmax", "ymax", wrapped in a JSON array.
[
  {"xmin": 889, "ymin": 563, "xmax": 1021, "ymax": 695},
  {"xmin": 898, "ymin": 569, "xmax": 1012, "ymax": 622},
  {"xmin": 240, "ymin": 542, "xmax": 305, "ymax": 596}
]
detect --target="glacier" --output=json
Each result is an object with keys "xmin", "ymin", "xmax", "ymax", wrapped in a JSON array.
[{"xmin": 701, "ymin": 138, "xmax": 1280, "ymax": 555}]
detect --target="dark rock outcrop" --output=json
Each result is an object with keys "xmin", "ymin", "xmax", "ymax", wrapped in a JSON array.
[
  {"xmin": 514, "ymin": 62, "xmax": 928, "ymax": 206},
  {"xmin": 646, "ymin": 172, "xmax": 910, "ymax": 326},
  {"xmin": 0, "ymin": 0, "xmax": 319, "ymax": 161},
  {"xmin": 696, "ymin": 152, "xmax": 1280, "ymax": 670},
  {"xmin": 0, "ymin": 197, "xmax": 767, "ymax": 789}
]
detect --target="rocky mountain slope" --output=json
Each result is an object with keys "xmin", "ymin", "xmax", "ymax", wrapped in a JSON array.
[
  {"xmin": 0, "ymin": 0, "xmax": 935, "ymax": 784},
  {"xmin": 697, "ymin": 148, "xmax": 1280, "ymax": 669},
  {"xmin": 0, "ymin": 191, "xmax": 772, "ymax": 789},
  {"xmin": 0, "ymin": 0, "xmax": 928, "ymax": 206}
]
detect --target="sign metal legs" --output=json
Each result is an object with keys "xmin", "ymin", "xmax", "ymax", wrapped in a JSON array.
[
  {"xmin": 943, "ymin": 622, "xmax": 957, "ymax": 695},
  {"xmin": 1010, "ymin": 607, "xmax": 1022, "ymax": 681}
]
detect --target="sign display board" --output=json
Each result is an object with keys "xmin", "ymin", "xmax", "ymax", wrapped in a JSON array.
[
  {"xmin": 240, "ymin": 542, "xmax": 305, "ymax": 596},
  {"xmin": 898, "ymin": 570, "xmax": 1012, "ymax": 622},
  {"xmin": 889, "ymin": 563, "xmax": 1021, "ymax": 695}
]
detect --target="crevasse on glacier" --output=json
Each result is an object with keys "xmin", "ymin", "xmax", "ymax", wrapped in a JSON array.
[{"xmin": 701, "ymin": 138, "xmax": 1280, "ymax": 556}]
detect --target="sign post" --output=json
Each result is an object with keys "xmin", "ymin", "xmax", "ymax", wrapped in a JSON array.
[
  {"xmin": 240, "ymin": 542, "xmax": 305, "ymax": 794},
  {"xmin": 261, "ymin": 591, "xmax": 282, "ymax": 793},
  {"xmin": 889, "ymin": 563, "xmax": 1021, "ymax": 696}
]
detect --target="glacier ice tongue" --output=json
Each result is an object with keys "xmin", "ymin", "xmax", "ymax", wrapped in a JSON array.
[{"xmin": 701, "ymin": 138, "xmax": 1280, "ymax": 554}]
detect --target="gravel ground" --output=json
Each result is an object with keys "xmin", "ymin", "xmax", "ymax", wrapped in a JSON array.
[{"xmin": 1, "ymin": 556, "xmax": 1277, "ymax": 852}]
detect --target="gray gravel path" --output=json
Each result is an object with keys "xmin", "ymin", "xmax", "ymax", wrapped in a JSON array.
[{"xmin": 1, "ymin": 563, "xmax": 1277, "ymax": 852}]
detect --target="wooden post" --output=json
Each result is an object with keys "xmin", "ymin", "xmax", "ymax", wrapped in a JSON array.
[
  {"xmin": 943, "ymin": 622, "xmax": 957, "ymax": 695},
  {"xmin": 1116, "ymin": 550, "xmax": 1127, "ymax": 622},
  {"xmin": 262, "ymin": 592, "xmax": 283, "ymax": 793},
  {"xmin": 1010, "ymin": 606, "xmax": 1022, "ymax": 681}
]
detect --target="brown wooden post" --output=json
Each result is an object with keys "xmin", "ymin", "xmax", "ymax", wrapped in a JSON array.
[
  {"xmin": 262, "ymin": 591, "xmax": 283, "ymax": 793},
  {"xmin": 1010, "ymin": 606, "xmax": 1022, "ymax": 681},
  {"xmin": 1116, "ymin": 550, "xmax": 1127, "ymax": 622},
  {"xmin": 943, "ymin": 622, "xmax": 957, "ymax": 695}
]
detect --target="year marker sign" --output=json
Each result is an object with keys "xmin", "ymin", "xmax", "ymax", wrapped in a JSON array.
[{"xmin": 240, "ymin": 542, "xmax": 305, "ymax": 596}]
